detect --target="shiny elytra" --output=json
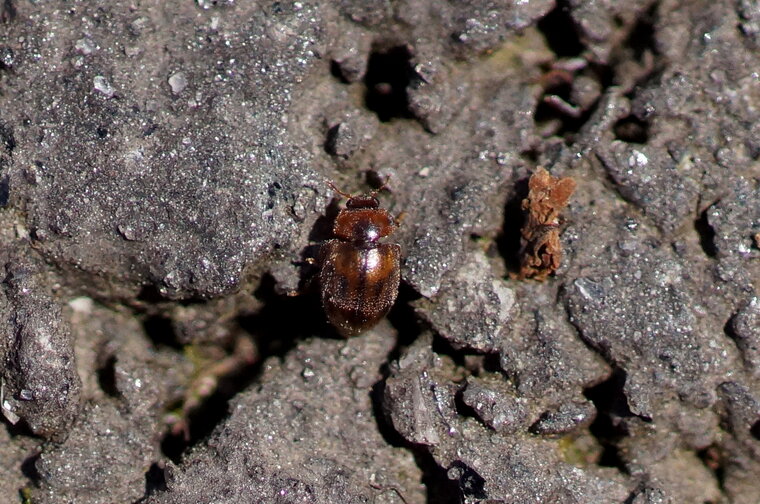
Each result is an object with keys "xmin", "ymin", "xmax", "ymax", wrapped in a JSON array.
[{"xmin": 319, "ymin": 186, "xmax": 401, "ymax": 336}]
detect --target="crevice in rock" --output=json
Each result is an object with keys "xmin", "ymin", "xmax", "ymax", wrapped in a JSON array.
[
  {"xmin": 750, "ymin": 419, "xmax": 760, "ymax": 441},
  {"xmin": 625, "ymin": 4, "xmax": 658, "ymax": 63},
  {"xmin": 386, "ymin": 282, "xmax": 424, "ymax": 357},
  {"xmin": 1, "ymin": 0, "xmax": 17, "ymax": 24},
  {"xmin": 143, "ymin": 315, "xmax": 182, "ymax": 350},
  {"xmin": 722, "ymin": 315, "xmax": 745, "ymax": 366},
  {"xmin": 363, "ymin": 45, "xmax": 414, "ymax": 122},
  {"xmin": 535, "ymin": 2, "xmax": 663, "ymax": 142},
  {"xmin": 536, "ymin": 1, "xmax": 584, "ymax": 58},
  {"xmin": 309, "ymin": 197, "xmax": 342, "ymax": 243},
  {"xmin": 20, "ymin": 452, "xmax": 41, "ymax": 486},
  {"xmin": 0, "ymin": 175, "xmax": 9, "ymax": 207},
  {"xmin": 464, "ymin": 353, "xmax": 503, "ymax": 377},
  {"xmin": 371, "ymin": 283, "xmax": 425, "ymax": 448},
  {"xmin": 415, "ymin": 450, "xmax": 461, "ymax": 504},
  {"xmin": 695, "ymin": 207, "xmax": 718, "ymax": 258},
  {"xmin": 0, "ymin": 122, "xmax": 13, "ymax": 208},
  {"xmin": 136, "ymin": 284, "xmax": 166, "ymax": 304},
  {"xmin": 533, "ymin": 1, "xmax": 600, "ymax": 140},
  {"xmin": 431, "ymin": 333, "xmax": 469, "ymax": 368},
  {"xmin": 142, "ymin": 462, "xmax": 168, "ymax": 498},
  {"xmin": 614, "ymin": 115, "xmax": 649, "ymax": 143},
  {"xmin": 697, "ymin": 445, "xmax": 726, "ymax": 494},
  {"xmin": 375, "ymin": 281, "xmax": 435, "ymax": 434},
  {"xmin": 495, "ymin": 176, "xmax": 530, "ymax": 275},
  {"xmin": 96, "ymin": 354, "xmax": 121, "ymax": 399},
  {"xmin": 534, "ymin": 77, "xmax": 596, "ymax": 139},
  {"xmin": 583, "ymin": 368, "xmax": 632, "ymax": 472},
  {"xmin": 373, "ymin": 294, "xmax": 461, "ymax": 503},
  {"xmin": 370, "ymin": 377, "xmax": 408, "ymax": 449},
  {"xmin": 160, "ymin": 274, "xmax": 311, "ymax": 463},
  {"xmin": 0, "ymin": 121, "xmax": 15, "ymax": 153},
  {"xmin": 453, "ymin": 385, "xmax": 478, "ymax": 422},
  {"xmin": 330, "ymin": 59, "xmax": 351, "ymax": 84},
  {"xmin": 447, "ymin": 460, "xmax": 487, "ymax": 501},
  {"xmin": 608, "ymin": 2, "xmax": 662, "ymax": 90}
]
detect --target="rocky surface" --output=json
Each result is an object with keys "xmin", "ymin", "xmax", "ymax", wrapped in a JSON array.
[{"xmin": 0, "ymin": 0, "xmax": 758, "ymax": 503}]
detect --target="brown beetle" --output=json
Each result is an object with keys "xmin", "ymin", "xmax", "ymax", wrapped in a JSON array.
[{"xmin": 319, "ymin": 182, "xmax": 401, "ymax": 336}]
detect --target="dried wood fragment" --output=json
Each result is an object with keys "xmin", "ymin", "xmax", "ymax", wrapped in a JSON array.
[{"xmin": 519, "ymin": 167, "xmax": 576, "ymax": 281}]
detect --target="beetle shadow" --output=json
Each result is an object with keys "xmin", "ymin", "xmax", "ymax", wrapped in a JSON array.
[
  {"xmin": 300, "ymin": 197, "xmax": 341, "ymax": 269},
  {"xmin": 309, "ymin": 197, "xmax": 341, "ymax": 243},
  {"xmin": 289, "ymin": 197, "xmax": 355, "ymax": 339},
  {"xmin": 288, "ymin": 198, "xmax": 340, "ymax": 299}
]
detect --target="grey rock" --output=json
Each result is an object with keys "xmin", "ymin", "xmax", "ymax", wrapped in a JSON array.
[
  {"xmin": 341, "ymin": 0, "xmax": 553, "ymax": 58},
  {"xmin": 92, "ymin": 75, "xmax": 116, "ymax": 98},
  {"xmin": 630, "ymin": 1, "xmax": 759, "ymax": 204},
  {"xmin": 34, "ymin": 402, "xmax": 151, "ymax": 504},
  {"xmin": 564, "ymin": 239, "xmax": 727, "ymax": 418},
  {"xmin": 730, "ymin": 297, "xmax": 760, "ymax": 373},
  {"xmin": 0, "ymin": 46, "xmax": 15, "ymax": 68},
  {"xmin": 384, "ymin": 370, "xmax": 443, "ymax": 446},
  {"xmin": 4, "ymin": 1, "xmax": 326, "ymax": 299},
  {"xmin": 640, "ymin": 449, "xmax": 722, "ymax": 503},
  {"xmin": 414, "ymin": 250, "xmax": 516, "ymax": 352},
  {"xmin": 443, "ymin": 0, "xmax": 555, "ymax": 56},
  {"xmin": 365, "ymin": 29, "xmax": 543, "ymax": 299},
  {"xmin": 324, "ymin": 112, "xmax": 378, "ymax": 160},
  {"xmin": 714, "ymin": 382, "xmax": 760, "ymax": 504},
  {"xmin": 383, "ymin": 337, "xmax": 632, "ymax": 503},
  {"xmin": 717, "ymin": 382, "xmax": 760, "ymax": 458},
  {"xmin": 597, "ymin": 142, "xmax": 701, "ymax": 235},
  {"xmin": 167, "ymin": 71, "xmax": 188, "ymax": 95},
  {"xmin": 29, "ymin": 301, "xmax": 185, "ymax": 504},
  {"xmin": 406, "ymin": 57, "xmax": 469, "ymax": 134},
  {"xmin": 329, "ymin": 25, "xmax": 372, "ymax": 83},
  {"xmin": 566, "ymin": 0, "xmax": 656, "ymax": 64},
  {"xmin": 499, "ymin": 304, "xmax": 610, "ymax": 401},
  {"xmin": 1, "ymin": 261, "xmax": 81, "ymax": 440},
  {"xmin": 570, "ymin": 75, "xmax": 603, "ymax": 111},
  {"xmin": 737, "ymin": 0, "xmax": 760, "ymax": 46},
  {"xmin": 383, "ymin": 334, "xmax": 456, "ymax": 447},
  {"xmin": 336, "ymin": 0, "xmax": 392, "ymax": 27},
  {"xmin": 401, "ymin": 174, "xmax": 502, "ymax": 298},
  {"xmin": 706, "ymin": 176, "xmax": 760, "ymax": 289},
  {"xmin": 461, "ymin": 376, "xmax": 529, "ymax": 434},
  {"xmin": 628, "ymin": 486, "xmax": 671, "ymax": 504},
  {"xmin": 147, "ymin": 330, "xmax": 424, "ymax": 504},
  {"xmin": 530, "ymin": 400, "xmax": 597, "ymax": 436},
  {"xmin": 0, "ymin": 0, "xmax": 759, "ymax": 502}
]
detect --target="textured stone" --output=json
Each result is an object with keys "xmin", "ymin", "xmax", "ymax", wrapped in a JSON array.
[
  {"xmin": 0, "ymin": 0, "xmax": 759, "ymax": 502},
  {"xmin": 1, "ymin": 261, "xmax": 81, "ymax": 440}
]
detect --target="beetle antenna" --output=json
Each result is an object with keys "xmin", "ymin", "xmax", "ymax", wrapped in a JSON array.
[
  {"xmin": 370, "ymin": 174, "xmax": 392, "ymax": 198},
  {"xmin": 326, "ymin": 181, "xmax": 353, "ymax": 200}
]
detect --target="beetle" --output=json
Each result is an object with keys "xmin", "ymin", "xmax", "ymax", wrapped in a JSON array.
[{"xmin": 319, "ymin": 181, "xmax": 401, "ymax": 337}]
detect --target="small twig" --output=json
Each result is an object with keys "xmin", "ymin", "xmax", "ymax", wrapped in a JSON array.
[{"xmin": 369, "ymin": 482, "xmax": 409, "ymax": 504}]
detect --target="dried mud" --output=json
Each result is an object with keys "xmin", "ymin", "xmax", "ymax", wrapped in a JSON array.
[{"xmin": 0, "ymin": 1, "xmax": 758, "ymax": 503}]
